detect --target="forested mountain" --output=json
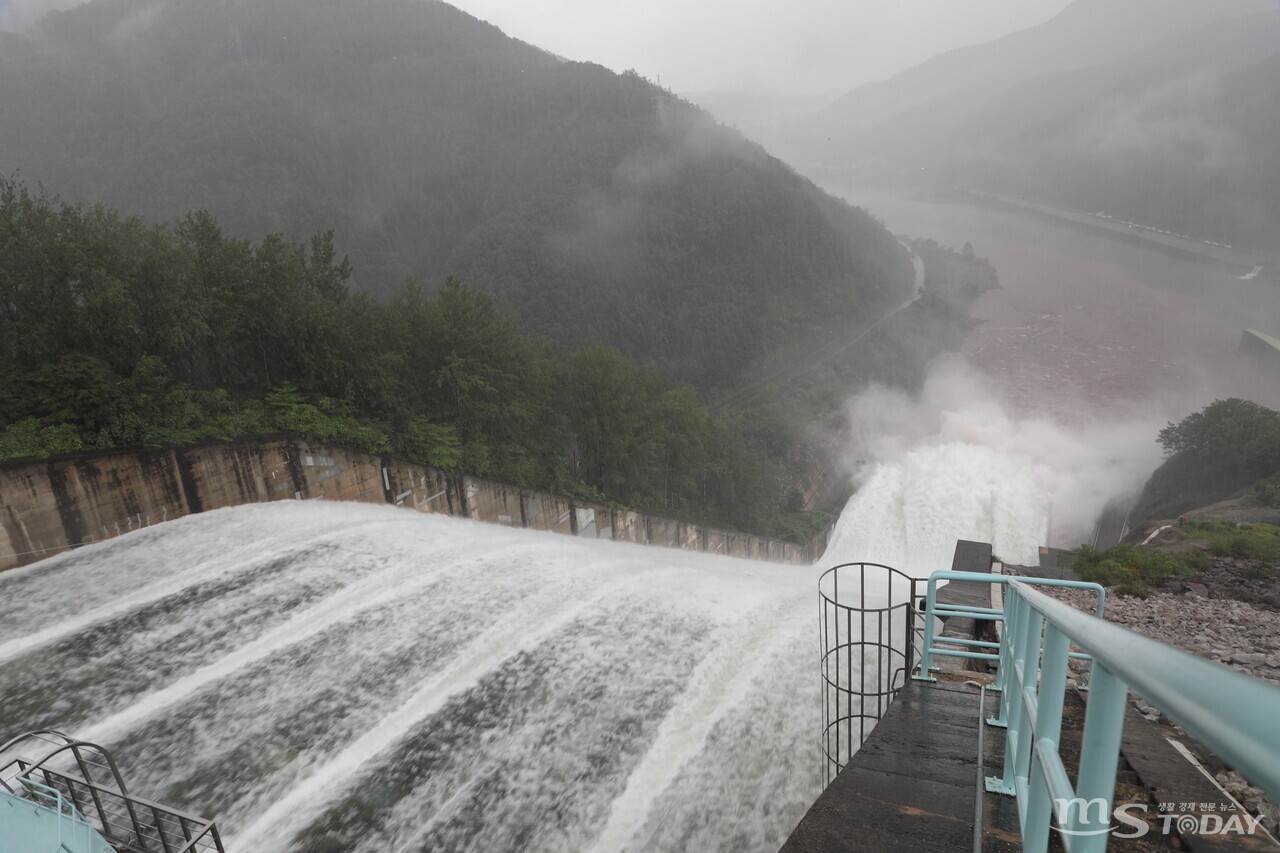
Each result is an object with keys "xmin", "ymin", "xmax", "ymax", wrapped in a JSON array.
[
  {"xmin": 0, "ymin": 179, "xmax": 803, "ymax": 535},
  {"xmin": 789, "ymin": 0, "xmax": 1279, "ymax": 249},
  {"xmin": 0, "ymin": 0, "xmax": 911, "ymax": 392}
]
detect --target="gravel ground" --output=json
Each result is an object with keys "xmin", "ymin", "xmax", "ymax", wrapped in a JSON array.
[{"xmin": 1040, "ymin": 583, "xmax": 1280, "ymax": 685}]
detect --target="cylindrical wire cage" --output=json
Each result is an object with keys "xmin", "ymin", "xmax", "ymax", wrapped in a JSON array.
[{"xmin": 818, "ymin": 562, "xmax": 919, "ymax": 786}]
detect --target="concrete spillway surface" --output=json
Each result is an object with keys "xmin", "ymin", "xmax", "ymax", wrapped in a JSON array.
[
  {"xmin": 0, "ymin": 439, "xmax": 1051, "ymax": 851},
  {"xmin": 0, "ymin": 502, "xmax": 822, "ymax": 852}
]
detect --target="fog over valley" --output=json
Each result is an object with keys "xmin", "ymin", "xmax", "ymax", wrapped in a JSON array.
[{"xmin": 2, "ymin": 1, "xmax": 1280, "ymax": 850}]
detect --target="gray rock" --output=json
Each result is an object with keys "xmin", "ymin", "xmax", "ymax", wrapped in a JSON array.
[{"xmin": 1230, "ymin": 652, "xmax": 1269, "ymax": 666}]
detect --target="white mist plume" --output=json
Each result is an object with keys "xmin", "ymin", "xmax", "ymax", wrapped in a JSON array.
[
  {"xmin": 826, "ymin": 356, "xmax": 1166, "ymax": 573},
  {"xmin": 551, "ymin": 98, "xmax": 762, "ymax": 278}
]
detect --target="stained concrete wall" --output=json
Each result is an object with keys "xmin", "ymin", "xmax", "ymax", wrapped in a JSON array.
[{"xmin": 0, "ymin": 438, "xmax": 813, "ymax": 572}]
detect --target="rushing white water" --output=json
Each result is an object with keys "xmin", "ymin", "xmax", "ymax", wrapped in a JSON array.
[
  {"xmin": 0, "ymin": 502, "xmax": 822, "ymax": 852},
  {"xmin": 826, "ymin": 442, "xmax": 1051, "ymax": 576},
  {"xmin": 0, "ymin": 432, "xmax": 1056, "ymax": 851}
]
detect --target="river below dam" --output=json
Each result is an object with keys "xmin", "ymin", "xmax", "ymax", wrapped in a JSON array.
[{"xmin": 836, "ymin": 188, "xmax": 1278, "ymax": 420}]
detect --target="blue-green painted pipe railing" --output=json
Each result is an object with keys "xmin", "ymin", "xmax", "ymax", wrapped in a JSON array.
[
  {"xmin": 987, "ymin": 579, "xmax": 1280, "ymax": 853},
  {"xmin": 3, "ymin": 777, "xmax": 103, "ymax": 853},
  {"xmin": 913, "ymin": 571, "xmax": 1106, "ymax": 687}
]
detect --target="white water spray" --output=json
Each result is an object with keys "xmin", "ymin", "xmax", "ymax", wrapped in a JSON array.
[
  {"xmin": 826, "ymin": 441, "xmax": 1050, "ymax": 574},
  {"xmin": 825, "ymin": 356, "xmax": 1165, "ymax": 575}
]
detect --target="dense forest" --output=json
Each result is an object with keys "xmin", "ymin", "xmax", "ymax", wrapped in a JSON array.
[
  {"xmin": 0, "ymin": 179, "xmax": 814, "ymax": 536},
  {"xmin": 0, "ymin": 0, "xmax": 912, "ymax": 393},
  {"xmin": 0, "ymin": 177, "xmax": 996, "ymax": 539}
]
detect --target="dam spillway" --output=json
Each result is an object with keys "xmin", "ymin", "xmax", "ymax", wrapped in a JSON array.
[
  {"xmin": 0, "ymin": 502, "xmax": 822, "ymax": 851},
  {"xmin": 0, "ymin": 437, "xmax": 1056, "ymax": 852}
]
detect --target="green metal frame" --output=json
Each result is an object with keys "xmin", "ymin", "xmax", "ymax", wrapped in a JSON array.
[
  {"xmin": 914, "ymin": 570, "xmax": 1280, "ymax": 850},
  {"xmin": 987, "ymin": 579, "xmax": 1280, "ymax": 852},
  {"xmin": 1, "ymin": 778, "xmax": 112, "ymax": 853},
  {"xmin": 913, "ymin": 571, "xmax": 1106, "ymax": 687}
]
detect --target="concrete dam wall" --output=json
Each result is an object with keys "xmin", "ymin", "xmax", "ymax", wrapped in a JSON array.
[{"xmin": 0, "ymin": 438, "xmax": 821, "ymax": 573}]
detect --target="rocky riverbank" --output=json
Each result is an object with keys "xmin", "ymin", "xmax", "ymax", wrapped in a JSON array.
[{"xmin": 1166, "ymin": 558, "xmax": 1280, "ymax": 611}]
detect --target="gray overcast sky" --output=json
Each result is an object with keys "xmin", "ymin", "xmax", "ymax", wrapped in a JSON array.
[
  {"xmin": 449, "ymin": 0, "xmax": 1074, "ymax": 96},
  {"xmin": 2, "ymin": 0, "xmax": 1075, "ymax": 97}
]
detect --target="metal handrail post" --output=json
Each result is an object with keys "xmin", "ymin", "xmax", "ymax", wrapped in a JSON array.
[
  {"xmin": 21, "ymin": 779, "xmax": 67, "ymax": 849},
  {"xmin": 153, "ymin": 802, "xmax": 176, "ymax": 853},
  {"xmin": 914, "ymin": 576, "xmax": 941, "ymax": 680},
  {"xmin": 1011, "ymin": 579, "xmax": 1280, "ymax": 799},
  {"xmin": 988, "ymin": 591, "xmax": 1025, "ymax": 794},
  {"xmin": 1023, "ymin": 625, "xmax": 1071, "ymax": 853},
  {"xmin": 1067, "ymin": 662, "xmax": 1128, "ymax": 851},
  {"xmin": 1012, "ymin": 603, "xmax": 1040, "ymax": 802},
  {"xmin": 903, "ymin": 577, "xmax": 918, "ymax": 681},
  {"xmin": 989, "ymin": 590, "xmax": 1017, "ymax": 726},
  {"xmin": 989, "ymin": 578, "xmax": 1280, "ymax": 850},
  {"xmin": 998, "ymin": 599, "xmax": 1043, "ymax": 798},
  {"xmin": 915, "ymin": 572, "xmax": 1104, "ymax": 687},
  {"xmin": 1012, "ymin": 609, "xmax": 1046, "ymax": 803},
  {"xmin": 67, "ymin": 745, "xmax": 110, "ymax": 837}
]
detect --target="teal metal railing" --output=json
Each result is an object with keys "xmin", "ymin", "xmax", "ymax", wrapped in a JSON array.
[
  {"xmin": 913, "ymin": 571, "xmax": 1106, "ymax": 686},
  {"xmin": 914, "ymin": 570, "xmax": 1280, "ymax": 852},
  {"xmin": 987, "ymin": 579, "xmax": 1280, "ymax": 853},
  {"xmin": 0, "ymin": 730, "xmax": 225, "ymax": 853},
  {"xmin": 15, "ymin": 776, "xmax": 98, "ymax": 852}
]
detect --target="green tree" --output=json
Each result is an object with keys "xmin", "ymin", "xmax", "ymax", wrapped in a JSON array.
[{"xmin": 1158, "ymin": 398, "xmax": 1280, "ymax": 474}]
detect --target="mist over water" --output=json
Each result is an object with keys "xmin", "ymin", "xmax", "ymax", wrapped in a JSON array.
[
  {"xmin": 810, "ymin": 185, "xmax": 1261, "ymax": 574},
  {"xmin": 828, "ymin": 356, "xmax": 1165, "ymax": 572}
]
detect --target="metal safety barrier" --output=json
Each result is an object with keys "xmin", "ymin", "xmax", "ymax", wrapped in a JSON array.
[
  {"xmin": 914, "ymin": 571, "xmax": 1106, "ymax": 687},
  {"xmin": 0, "ymin": 730, "xmax": 224, "ymax": 853},
  {"xmin": 978, "ymin": 579, "xmax": 1280, "ymax": 853},
  {"xmin": 819, "ymin": 562, "xmax": 920, "ymax": 785},
  {"xmin": 14, "ymin": 776, "xmax": 98, "ymax": 851}
]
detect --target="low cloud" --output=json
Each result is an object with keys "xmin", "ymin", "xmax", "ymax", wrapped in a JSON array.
[
  {"xmin": 551, "ymin": 97, "xmax": 756, "ymax": 280},
  {"xmin": 1073, "ymin": 70, "xmax": 1245, "ymax": 172}
]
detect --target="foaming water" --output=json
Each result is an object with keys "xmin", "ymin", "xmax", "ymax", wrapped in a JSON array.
[
  {"xmin": 0, "ymin": 502, "xmax": 822, "ymax": 852},
  {"xmin": 825, "ymin": 442, "xmax": 1051, "ymax": 576}
]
